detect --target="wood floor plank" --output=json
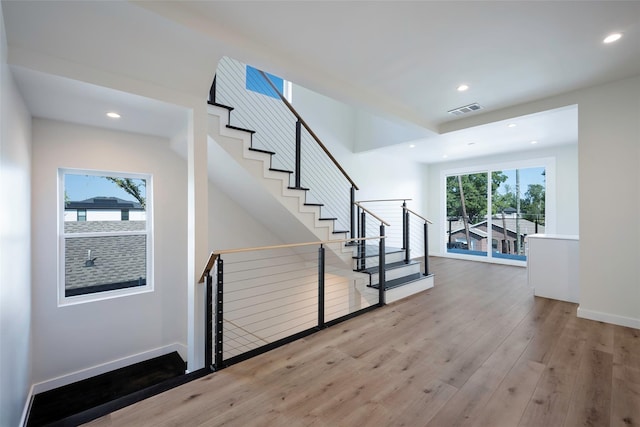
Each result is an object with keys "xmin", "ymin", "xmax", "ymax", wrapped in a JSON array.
[
  {"xmin": 518, "ymin": 314, "xmax": 588, "ymax": 427},
  {"xmin": 563, "ymin": 348, "xmax": 613, "ymax": 427},
  {"xmin": 84, "ymin": 258, "xmax": 640, "ymax": 427},
  {"xmin": 470, "ymin": 358, "xmax": 545, "ymax": 427}
]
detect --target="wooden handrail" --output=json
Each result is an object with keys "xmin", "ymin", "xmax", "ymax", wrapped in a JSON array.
[
  {"xmin": 403, "ymin": 206, "xmax": 433, "ymax": 224},
  {"xmin": 258, "ymin": 70, "xmax": 359, "ymax": 190},
  {"xmin": 198, "ymin": 235, "xmax": 385, "ymax": 283},
  {"xmin": 354, "ymin": 202, "xmax": 391, "ymax": 226},
  {"xmin": 356, "ymin": 198, "xmax": 412, "ymax": 203}
]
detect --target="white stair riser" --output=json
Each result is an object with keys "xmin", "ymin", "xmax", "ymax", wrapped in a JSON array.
[
  {"xmin": 385, "ymin": 275, "xmax": 434, "ymax": 304},
  {"xmin": 370, "ymin": 263, "xmax": 422, "ymax": 285}
]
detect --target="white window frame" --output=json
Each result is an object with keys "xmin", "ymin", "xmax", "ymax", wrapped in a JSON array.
[
  {"xmin": 440, "ymin": 157, "xmax": 556, "ymax": 266},
  {"xmin": 58, "ymin": 168, "xmax": 154, "ymax": 306}
]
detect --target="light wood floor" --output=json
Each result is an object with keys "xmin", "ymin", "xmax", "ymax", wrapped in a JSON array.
[{"xmin": 86, "ymin": 257, "xmax": 640, "ymax": 427}]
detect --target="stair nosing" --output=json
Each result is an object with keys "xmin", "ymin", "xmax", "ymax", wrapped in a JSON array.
[
  {"xmin": 249, "ymin": 147, "xmax": 276, "ymax": 155},
  {"xmin": 269, "ymin": 168, "xmax": 293, "ymax": 174},
  {"xmin": 207, "ymin": 101, "xmax": 234, "ymax": 111},
  {"xmin": 226, "ymin": 124, "xmax": 256, "ymax": 134}
]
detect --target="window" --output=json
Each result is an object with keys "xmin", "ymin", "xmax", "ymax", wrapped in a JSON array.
[
  {"xmin": 59, "ymin": 169, "xmax": 152, "ymax": 304},
  {"xmin": 444, "ymin": 160, "xmax": 551, "ymax": 264},
  {"xmin": 245, "ymin": 65, "xmax": 292, "ymax": 101}
]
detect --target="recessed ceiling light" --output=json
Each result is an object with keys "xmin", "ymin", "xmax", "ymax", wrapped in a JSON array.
[
  {"xmin": 106, "ymin": 112, "xmax": 121, "ymax": 119},
  {"xmin": 603, "ymin": 32, "xmax": 622, "ymax": 44},
  {"xmin": 409, "ymin": 144, "xmax": 416, "ymax": 148},
  {"xmin": 457, "ymin": 84, "xmax": 469, "ymax": 92},
  {"xmin": 442, "ymin": 154, "xmax": 449, "ymax": 159},
  {"xmin": 530, "ymin": 140, "xmax": 538, "ymax": 145},
  {"xmin": 507, "ymin": 123, "xmax": 517, "ymax": 128}
]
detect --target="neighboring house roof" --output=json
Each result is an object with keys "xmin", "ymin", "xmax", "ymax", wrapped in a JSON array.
[
  {"xmin": 449, "ymin": 216, "xmax": 545, "ymax": 238},
  {"xmin": 66, "ymin": 197, "xmax": 143, "ymax": 210}
]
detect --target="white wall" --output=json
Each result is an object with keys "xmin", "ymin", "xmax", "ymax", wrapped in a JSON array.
[
  {"xmin": 293, "ymin": 84, "xmax": 426, "ymax": 216},
  {"xmin": 425, "ymin": 144, "xmax": 579, "ymax": 255},
  {"xmin": 30, "ymin": 119, "xmax": 188, "ymax": 387},
  {"xmin": 575, "ymin": 76, "xmax": 640, "ymax": 329},
  {"xmin": 208, "ymin": 183, "xmax": 284, "ymax": 251},
  {"xmin": 0, "ymin": 3, "xmax": 33, "ymax": 425}
]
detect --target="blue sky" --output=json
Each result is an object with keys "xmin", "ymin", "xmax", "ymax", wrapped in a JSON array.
[
  {"xmin": 496, "ymin": 167, "xmax": 545, "ymax": 195},
  {"xmin": 65, "ymin": 174, "xmax": 146, "ymax": 202}
]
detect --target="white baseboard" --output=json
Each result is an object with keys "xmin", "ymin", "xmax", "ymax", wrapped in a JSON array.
[
  {"xmin": 577, "ymin": 307, "xmax": 640, "ymax": 330},
  {"xmin": 31, "ymin": 342, "xmax": 187, "ymax": 395}
]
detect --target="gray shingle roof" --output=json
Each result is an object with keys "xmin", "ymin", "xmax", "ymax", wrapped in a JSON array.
[{"xmin": 66, "ymin": 197, "xmax": 143, "ymax": 210}]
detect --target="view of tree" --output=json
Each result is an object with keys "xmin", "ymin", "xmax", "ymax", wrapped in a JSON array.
[
  {"xmin": 448, "ymin": 168, "xmax": 545, "ymax": 225},
  {"xmin": 105, "ymin": 177, "xmax": 146, "ymax": 209},
  {"xmin": 447, "ymin": 171, "xmax": 507, "ymax": 223},
  {"xmin": 521, "ymin": 183, "xmax": 545, "ymax": 224}
]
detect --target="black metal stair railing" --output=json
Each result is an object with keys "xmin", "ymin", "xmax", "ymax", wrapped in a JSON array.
[
  {"xmin": 209, "ymin": 56, "xmax": 358, "ymax": 238},
  {"xmin": 356, "ymin": 199, "xmax": 432, "ymax": 276},
  {"xmin": 198, "ymin": 236, "xmax": 386, "ymax": 372}
]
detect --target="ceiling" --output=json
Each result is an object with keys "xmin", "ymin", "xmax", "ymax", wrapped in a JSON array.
[{"xmin": 4, "ymin": 1, "xmax": 640, "ymax": 163}]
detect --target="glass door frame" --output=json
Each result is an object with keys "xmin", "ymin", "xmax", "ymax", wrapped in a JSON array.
[{"xmin": 440, "ymin": 157, "xmax": 556, "ymax": 266}]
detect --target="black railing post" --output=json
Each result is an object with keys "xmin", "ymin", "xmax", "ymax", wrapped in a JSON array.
[
  {"xmin": 295, "ymin": 120, "xmax": 302, "ymax": 188},
  {"xmin": 205, "ymin": 272, "xmax": 213, "ymax": 371},
  {"xmin": 378, "ymin": 224, "xmax": 386, "ymax": 306},
  {"xmin": 404, "ymin": 210, "xmax": 410, "ymax": 263},
  {"xmin": 318, "ymin": 244, "xmax": 325, "ymax": 329},
  {"xmin": 359, "ymin": 211, "xmax": 366, "ymax": 270},
  {"xmin": 350, "ymin": 186, "xmax": 356, "ymax": 241},
  {"xmin": 209, "ymin": 76, "xmax": 217, "ymax": 103},
  {"xmin": 424, "ymin": 222, "xmax": 430, "ymax": 276},
  {"xmin": 402, "ymin": 202, "xmax": 407, "ymax": 250},
  {"xmin": 215, "ymin": 257, "xmax": 224, "ymax": 369}
]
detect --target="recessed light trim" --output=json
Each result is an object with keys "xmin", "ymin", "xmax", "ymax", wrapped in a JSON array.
[
  {"xmin": 442, "ymin": 154, "xmax": 449, "ymax": 159},
  {"xmin": 106, "ymin": 112, "xmax": 121, "ymax": 119},
  {"xmin": 530, "ymin": 140, "xmax": 538, "ymax": 145},
  {"xmin": 457, "ymin": 84, "xmax": 469, "ymax": 92},
  {"xmin": 603, "ymin": 32, "xmax": 622, "ymax": 44},
  {"xmin": 409, "ymin": 144, "xmax": 416, "ymax": 148},
  {"xmin": 507, "ymin": 123, "xmax": 517, "ymax": 128}
]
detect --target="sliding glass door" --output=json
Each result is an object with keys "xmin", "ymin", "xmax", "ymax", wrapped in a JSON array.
[{"xmin": 445, "ymin": 165, "xmax": 546, "ymax": 263}]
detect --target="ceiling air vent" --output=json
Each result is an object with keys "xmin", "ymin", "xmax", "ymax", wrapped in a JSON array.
[{"xmin": 448, "ymin": 103, "xmax": 483, "ymax": 116}]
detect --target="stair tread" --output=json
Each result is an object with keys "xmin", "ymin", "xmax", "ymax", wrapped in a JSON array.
[
  {"xmin": 332, "ymin": 230, "xmax": 349, "ymax": 234},
  {"xmin": 207, "ymin": 101, "xmax": 234, "ymax": 111},
  {"xmin": 369, "ymin": 272, "xmax": 426, "ymax": 290},
  {"xmin": 319, "ymin": 217, "xmax": 337, "ymax": 221},
  {"xmin": 269, "ymin": 168, "xmax": 293, "ymax": 174},
  {"xmin": 226, "ymin": 124, "xmax": 256, "ymax": 134},
  {"xmin": 357, "ymin": 260, "xmax": 420, "ymax": 275},
  {"xmin": 304, "ymin": 202, "xmax": 324, "ymax": 207},
  {"xmin": 249, "ymin": 147, "xmax": 276, "ymax": 155},
  {"xmin": 352, "ymin": 245, "xmax": 405, "ymax": 258},
  {"xmin": 288, "ymin": 186, "xmax": 310, "ymax": 191}
]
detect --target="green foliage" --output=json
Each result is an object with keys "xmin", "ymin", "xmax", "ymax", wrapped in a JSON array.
[
  {"xmin": 447, "ymin": 172, "xmax": 507, "ymax": 223},
  {"xmin": 447, "ymin": 170, "xmax": 545, "ymax": 224},
  {"xmin": 105, "ymin": 177, "xmax": 146, "ymax": 209},
  {"xmin": 521, "ymin": 183, "xmax": 545, "ymax": 223}
]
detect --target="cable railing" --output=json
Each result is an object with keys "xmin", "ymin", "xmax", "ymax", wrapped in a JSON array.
[
  {"xmin": 212, "ymin": 56, "xmax": 357, "ymax": 234},
  {"xmin": 356, "ymin": 199, "xmax": 432, "ymax": 276},
  {"xmin": 198, "ymin": 236, "xmax": 386, "ymax": 371}
]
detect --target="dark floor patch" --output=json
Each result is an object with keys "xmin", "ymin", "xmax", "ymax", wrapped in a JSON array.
[{"xmin": 27, "ymin": 352, "xmax": 185, "ymax": 426}]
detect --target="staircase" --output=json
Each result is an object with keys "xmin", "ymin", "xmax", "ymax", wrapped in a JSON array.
[
  {"xmin": 354, "ymin": 244, "xmax": 433, "ymax": 304},
  {"xmin": 207, "ymin": 62, "xmax": 433, "ymax": 302},
  {"xmin": 207, "ymin": 102, "xmax": 354, "ymax": 265}
]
